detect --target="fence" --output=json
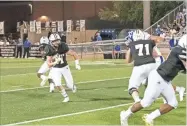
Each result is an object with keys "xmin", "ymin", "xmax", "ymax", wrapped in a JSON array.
[
  {"xmin": 0, "ymin": 35, "xmax": 180, "ymax": 60},
  {"xmin": 0, "ymin": 40, "xmax": 128, "ymax": 60}
]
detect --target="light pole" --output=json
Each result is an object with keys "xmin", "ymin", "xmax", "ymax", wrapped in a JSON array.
[{"xmin": 143, "ymin": 0, "xmax": 150, "ymax": 30}]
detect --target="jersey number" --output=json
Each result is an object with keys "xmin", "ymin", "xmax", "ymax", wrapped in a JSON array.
[
  {"xmin": 55, "ymin": 54, "xmax": 64, "ymax": 64},
  {"xmin": 135, "ymin": 44, "xmax": 150, "ymax": 56}
]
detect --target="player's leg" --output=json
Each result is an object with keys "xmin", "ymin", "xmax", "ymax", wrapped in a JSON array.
[
  {"xmin": 128, "ymin": 66, "xmax": 143, "ymax": 103},
  {"xmin": 62, "ymin": 65, "xmax": 77, "ymax": 93},
  {"xmin": 144, "ymin": 81, "xmax": 178, "ymax": 125},
  {"xmin": 50, "ymin": 67, "xmax": 69, "ymax": 102},
  {"xmin": 120, "ymin": 70, "xmax": 161, "ymax": 126},
  {"xmin": 37, "ymin": 62, "xmax": 49, "ymax": 87},
  {"xmin": 48, "ymin": 69, "xmax": 55, "ymax": 93}
]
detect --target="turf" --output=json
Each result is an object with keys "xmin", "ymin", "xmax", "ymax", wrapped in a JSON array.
[{"xmin": 0, "ymin": 58, "xmax": 186, "ymax": 125}]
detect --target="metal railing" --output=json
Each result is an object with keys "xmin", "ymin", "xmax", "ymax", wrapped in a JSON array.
[{"xmin": 144, "ymin": 2, "xmax": 185, "ymax": 34}]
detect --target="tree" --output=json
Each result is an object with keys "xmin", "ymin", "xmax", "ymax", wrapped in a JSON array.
[
  {"xmin": 98, "ymin": 1, "xmax": 183, "ymax": 27},
  {"xmin": 150, "ymin": 1, "xmax": 182, "ymax": 24},
  {"xmin": 98, "ymin": 1, "xmax": 143, "ymax": 26}
]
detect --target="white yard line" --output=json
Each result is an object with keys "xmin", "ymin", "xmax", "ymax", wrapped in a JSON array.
[
  {"xmin": 0, "ymin": 77, "xmax": 129, "ymax": 93},
  {"xmin": 3, "ymin": 102, "xmax": 134, "ymax": 126},
  {"xmin": 1, "ymin": 62, "xmax": 126, "ymax": 69},
  {"xmin": 1, "ymin": 67, "xmax": 128, "ymax": 77},
  {"xmin": 4, "ymin": 93, "xmax": 185, "ymax": 126},
  {"xmin": 11, "ymin": 85, "xmax": 24, "ymax": 88}
]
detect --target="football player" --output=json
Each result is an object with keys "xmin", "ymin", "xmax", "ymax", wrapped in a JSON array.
[
  {"xmin": 142, "ymin": 32, "xmax": 185, "ymax": 102},
  {"xmin": 120, "ymin": 34, "xmax": 187, "ymax": 126},
  {"xmin": 125, "ymin": 29, "xmax": 159, "ymax": 103},
  {"xmin": 37, "ymin": 36, "xmax": 55, "ymax": 93},
  {"xmin": 44, "ymin": 33, "xmax": 81, "ymax": 102}
]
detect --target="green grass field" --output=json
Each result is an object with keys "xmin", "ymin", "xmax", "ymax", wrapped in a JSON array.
[{"xmin": 0, "ymin": 58, "xmax": 186, "ymax": 125}]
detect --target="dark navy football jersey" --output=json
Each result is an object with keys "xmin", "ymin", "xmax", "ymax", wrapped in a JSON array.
[
  {"xmin": 157, "ymin": 46, "xmax": 186, "ymax": 82},
  {"xmin": 129, "ymin": 40, "xmax": 156, "ymax": 66}
]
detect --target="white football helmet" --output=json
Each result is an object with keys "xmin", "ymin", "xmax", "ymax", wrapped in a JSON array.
[
  {"xmin": 40, "ymin": 36, "xmax": 49, "ymax": 44},
  {"xmin": 49, "ymin": 33, "xmax": 61, "ymax": 47},
  {"xmin": 178, "ymin": 34, "xmax": 187, "ymax": 49},
  {"xmin": 49, "ymin": 33, "xmax": 61, "ymax": 42},
  {"xmin": 132, "ymin": 29, "xmax": 145, "ymax": 41}
]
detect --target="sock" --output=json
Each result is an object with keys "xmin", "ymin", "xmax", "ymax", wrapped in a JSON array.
[
  {"xmin": 126, "ymin": 107, "xmax": 133, "ymax": 118},
  {"xmin": 132, "ymin": 92, "xmax": 141, "ymax": 103},
  {"xmin": 61, "ymin": 89, "xmax": 68, "ymax": 98},
  {"xmin": 40, "ymin": 75, "xmax": 47, "ymax": 80},
  {"xmin": 50, "ymin": 83, "xmax": 55, "ymax": 91},
  {"xmin": 176, "ymin": 86, "xmax": 181, "ymax": 92},
  {"xmin": 147, "ymin": 109, "xmax": 161, "ymax": 120}
]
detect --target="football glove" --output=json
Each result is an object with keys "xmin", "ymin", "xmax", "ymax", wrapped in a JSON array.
[{"xmin": 75, "ymin": 60, "xmax": 81, "ymax": 70}]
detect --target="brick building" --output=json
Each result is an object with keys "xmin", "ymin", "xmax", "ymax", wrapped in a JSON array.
[{"xmin": 0, "ymin": 1, "xmax": 112, "ymax": 33}]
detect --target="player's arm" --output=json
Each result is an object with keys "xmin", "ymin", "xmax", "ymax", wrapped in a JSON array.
[
  {"xmin": 66, "ymin": 49, "xmax": 81, "ymax": 70},
  {"xmin": 46, "ymin": 56, "xmax": 60, "ymax": 68},
  {"xmin": 126, "ymin": 48, "xmax": 133, "ymax": 63},
  {"xmin": 152, "ymin": 46, "xmax": 162, "ymax": 58},
  {"xmin": 66, "ymin": 50, "xmax": 79, "ymax": 60},
  {"xmin": 150, "ymin": 35, "xmax": 164, "ymax": 43}
]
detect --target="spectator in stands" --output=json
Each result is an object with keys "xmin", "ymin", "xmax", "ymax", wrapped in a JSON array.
[
  {"xmin": 16, "ymin": 36, "xmax": 23, "ymax": 58},
  {"xmin": 172, "ymin": 20, "xmax": 180, "ymax": 32},
  {"xmin": 23, "ymin": 37, "xmax": 31, "ymax": 58},
  {"xmin": 176, "ymin": 12, "xmax": 181, "ymax": 24},
  {"xmin": 183, "ymin": 7, "xmax": 186, "ymax": 15},
  {"xmin": 169, "ymin": 35, "xmax": 178, "ymax": 50},
  {"xmin": 96, "ymin": 32, "xmax": 102, "ymax": 41},
  {"xmin": 155, "ymin": 25, "xmax": 163, "ymax": 36}
]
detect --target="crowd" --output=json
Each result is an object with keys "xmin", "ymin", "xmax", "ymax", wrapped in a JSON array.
[{"xmin": 155, "ymin": 7, "xmax": 186, "ymax": 38}]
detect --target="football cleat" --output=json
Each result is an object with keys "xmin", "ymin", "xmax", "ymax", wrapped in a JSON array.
[
  {"xmin": 72, "ymin": 85, "xmax": 77, "ymax": 93},
  {"xmin": 120, "ymin": 110, "xmax": 129, "ymax": 126},
  {"xmin": 142, "ymin": 114, "xmax": 154, "ymax": 126},
  {"xmin": 63, "ymin": 97, "xmax": 69, "ymax": 103}
]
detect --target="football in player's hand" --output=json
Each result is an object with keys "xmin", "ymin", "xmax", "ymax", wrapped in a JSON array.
[{"xmin": 52, "ymin": 57, "xmax": 56, "ymax": 62}]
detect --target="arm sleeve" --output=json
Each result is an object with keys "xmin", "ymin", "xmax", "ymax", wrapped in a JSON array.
[{"xmin": 152, "ymin": 40, "xmax": 156, "ymax": 47}]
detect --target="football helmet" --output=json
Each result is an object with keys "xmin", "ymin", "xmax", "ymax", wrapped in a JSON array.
[
  {"xmin": 49, "ymin": 33, "xmax": 61, "ymax": 48},
  {"xmin": 132, "ymin": 29, "xmax": 145, "ymax": 41}
]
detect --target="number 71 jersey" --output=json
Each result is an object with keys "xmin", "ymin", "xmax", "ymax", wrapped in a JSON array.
[{"xmin": 129, "ymin": 40, "xmax": 156, "ymax": 66}]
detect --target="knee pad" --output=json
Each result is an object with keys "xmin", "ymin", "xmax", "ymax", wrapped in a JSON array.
[
  {"xmin": 168, "ymin": 99, "xmax": 178, "ymax": 109},
  {"xmin": 128, "ymin": 87, "xmax": 138, "ymax": 95}
]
